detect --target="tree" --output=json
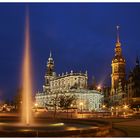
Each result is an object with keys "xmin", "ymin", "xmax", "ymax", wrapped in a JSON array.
[
  {"xmin": 45, "ymin": 93, "xmax": 77, "ymax": 119},
  {"xmin": 45, "ymin": 93, "xmax": 59, "ymax": 119},
  {"xmin": 13, "ymin": 88, "xmax": 23, "ymax": 111},
  {"xmin": 59, "ymin": 94, "xmax": 77, "ymax": 118}
]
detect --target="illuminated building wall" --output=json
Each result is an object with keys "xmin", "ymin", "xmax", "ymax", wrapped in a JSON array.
[{"xmin": 35, "ymin": 52, "xmax": 103, "ymax": 112}]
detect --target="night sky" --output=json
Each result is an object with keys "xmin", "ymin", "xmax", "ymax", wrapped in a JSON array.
[{"xmin": 0, "ymin": 3, "xmax": 140, "ymax": 101}]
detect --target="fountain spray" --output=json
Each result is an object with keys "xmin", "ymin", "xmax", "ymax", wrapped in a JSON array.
[{"xmin": 22, "ymin": 7, "xmax": 33, "ymax": 125}]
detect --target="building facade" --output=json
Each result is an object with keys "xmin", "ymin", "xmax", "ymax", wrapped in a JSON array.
[
  {"xmin": 35, "ymin": 52, "xmax": 103, "ymax": 112},
  {"xmin": 127, "ymin": 57, "xmax": 140, "ymax": 111}
]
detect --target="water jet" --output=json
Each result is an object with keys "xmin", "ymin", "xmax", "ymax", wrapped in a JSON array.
[{"xmin": 21, "ymin": 8, "xmax": 33, "ymax": 126}]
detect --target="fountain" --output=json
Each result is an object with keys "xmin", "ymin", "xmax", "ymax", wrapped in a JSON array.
[{"xmin": 21, "ymin": 7, "xmax": 33, "ymax": 125}]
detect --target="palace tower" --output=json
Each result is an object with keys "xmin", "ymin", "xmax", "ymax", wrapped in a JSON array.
[{"xmin": 111, "ymin": 26, "xmax": 126, "ymax": 95}]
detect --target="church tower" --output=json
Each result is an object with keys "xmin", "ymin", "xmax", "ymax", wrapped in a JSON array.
[
  {"xmin": 111, "ymin": 26, "xmax": 126, "ymax": 95},
  {"xmin": 43, "ymin": 51, "xmax": 55, "ymax": 91},
  {"xmin": 46, "ymin": 51, "xmax": 54, "ymax": 76}
]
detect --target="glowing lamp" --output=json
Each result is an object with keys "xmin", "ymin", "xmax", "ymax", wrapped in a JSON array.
[
  {"xmin": 102, "ymin": 105, "xmax": 106, "ymax": 108},
  {"xmin": 79, "ymin": 102, "xmax": 83, "ymax": 106},
  {"xmin": 123, "ymin": 105, "xmax": 128, "ymax": 109},
  {"xmin": 35, "ymin": 103, "xmax": 38, "ymax": 107},
  {"xmin": 97, "ymin": 86, "xmax": 101, "ymax": 90}
]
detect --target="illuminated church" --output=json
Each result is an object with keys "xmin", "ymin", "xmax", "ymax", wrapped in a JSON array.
[{"xmin": 35, "ymin": 52, "xmax": 103, "ymax": 112}]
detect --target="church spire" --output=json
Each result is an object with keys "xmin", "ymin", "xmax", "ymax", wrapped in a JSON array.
[
  {"xmin": 116, "ymin": 25, "xmax": 120, "ymax": 43},
  {"xmin": 47, "ymin": 51, "xmax": 54, "ymax": 76},
  {"xmin": 115, "ymin": 25, "xmax": 122, "ymax": 56},
  {"xmin": 116, "ymin": 25, "xmax": 121, "ymax": 47},
  {"xmin": 49, "ymin": 51, "xmax": 52, "ymax": 58}
]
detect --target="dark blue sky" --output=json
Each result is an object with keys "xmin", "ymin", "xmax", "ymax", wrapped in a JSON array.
[{"xmin": 0, "ymin": 3, "xmax": 140, "ymax": 100}]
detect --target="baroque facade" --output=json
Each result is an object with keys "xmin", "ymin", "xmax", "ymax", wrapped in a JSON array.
[{"xmin": 35, "ymin": 52, "xmax": 103, "ymax": 112}]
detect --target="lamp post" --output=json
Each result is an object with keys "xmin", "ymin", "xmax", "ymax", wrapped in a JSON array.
[
  {"xmin": 102, "ymin": 104, "xmax": 106, "ymax": 109},
  {"xmin": 116, "ymin": 107, "xmax": 118, "ymax": 117},
  {"xmin": 35, "ymin": 103, "xmax": 38, "ymax": 112},
  {"xmin": 111, "ymin": 106, "xmax": 114, "ymax": 116},
  {"xmin": 102, "ymin": 104, "xmax": 106, "ymax": 117},
  {"xmin": 123, "ymin": 104, "xmax": 128, "ymax": 118},
  {"xmin": 80, "ymin": 102, "xmax": 83, "ymax": 118},
  {"xmin": 70, "ymin": 104, "xmax": 73, "ymax": 118},
  {"xmin": 97, "ymin": 85, "xmax": 101, "ymax": 92}
]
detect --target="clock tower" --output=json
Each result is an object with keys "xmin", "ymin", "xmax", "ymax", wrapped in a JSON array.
[
  {"xmin": 111, "ymin": 26, "xmax": 126, "ymax": 95},
  {"xmin": 43, "ymin": 51, "xmax": 55, "ymax": 92}
]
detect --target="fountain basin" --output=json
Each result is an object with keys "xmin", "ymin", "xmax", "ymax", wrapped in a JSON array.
[{"xmin": 0, "ymin": 116, "xmax": 112, "ymax": 137}]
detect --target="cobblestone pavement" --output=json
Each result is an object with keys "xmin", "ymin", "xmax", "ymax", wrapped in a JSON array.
[{"xmin": 115, "ymin": 119, "xmax": 140, "ymax": 126}]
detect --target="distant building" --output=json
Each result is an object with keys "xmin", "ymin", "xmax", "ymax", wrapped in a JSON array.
[
  {"xmin": 110, "ymin": 26, "xmax": 126, "ymax": 107},
  {"xmin": 127, "ymin": 57, "xmax": 140, "ymax": 111},
  {"xmin": 35, "ymin": 52, "xmax": 103, "ymax": 112},
  {"xmin": 102, "ymin": 86, "xmax": 111, "ymax": 106},
  {"xmin": 110, "ymin": 79, "xmax": 128, "ymax": 107}
]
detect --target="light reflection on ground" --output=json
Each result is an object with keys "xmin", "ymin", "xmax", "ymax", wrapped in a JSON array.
[{"xmin": 0, "ymin": 121, "xmax": 98, "ymax": 131}]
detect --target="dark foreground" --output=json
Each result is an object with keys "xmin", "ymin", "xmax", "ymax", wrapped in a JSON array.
[{"xmin": 0, "ymin": 112, "xmax": 138, "ymax": 137}]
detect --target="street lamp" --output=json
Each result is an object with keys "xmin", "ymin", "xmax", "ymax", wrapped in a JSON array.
[
  {"xmin": 111, "ymin": 106, "xmax": 114, "ymax": 116},
  {"xmin": 97, "ymin": 86, "xmax": 101, "ymax": 90},
  {"xmin": 123, "ymin": 104, "xmax": 129, "ymax": 117},
  {"xmin": 79, "ymin": 102, "xmax": 83, "ymax": 118},
  {"xmin": 123, "ymin": 104, "xmax": 128, "ymax": 109},
  {"xmin": 115, "ymin": 107, "xmax": 118, "ymax": 117},
  {"xmin": 102, "ymin": 104, "xmax": 106, "ymax": 117},
  {"xmin": 34, "ymin": 103, "xmax": 38, "ymax": 112},
  {"xmin": 97, "ymin": 85, "xmax": 101, "ymax": 92},
  {"xmin": 102, "ymin": 105, "xmax": 106, "ymax": 109},
  {"xmin": 70, "ymin": 104, "xmax": 73, "ymax": 118}
]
